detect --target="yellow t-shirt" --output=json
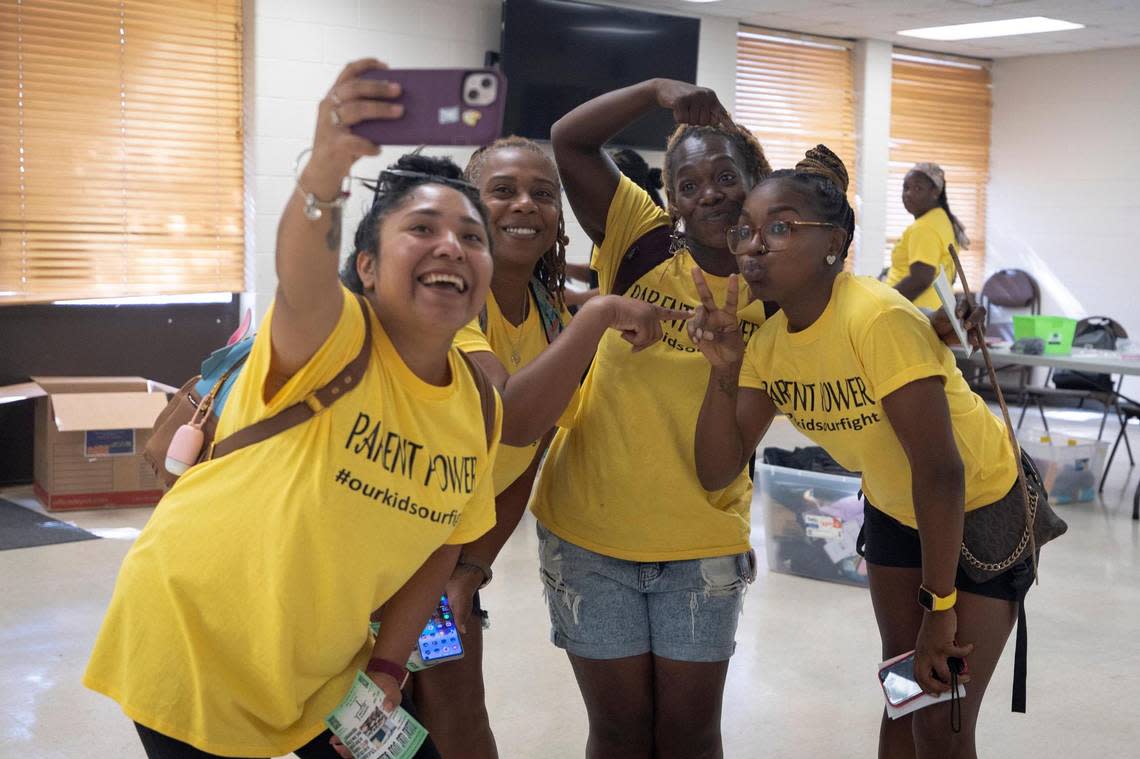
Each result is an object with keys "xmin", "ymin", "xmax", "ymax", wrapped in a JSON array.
[
  {"xmin": 885, "ymin": 207, "xmax": 957, "ymax": 309},
  {"xmin": 740, "ymin": 272, "xmax": 1016, "ymax": 528},
  {"xmin": 83, "ymin": 287, "xmax": 499, "ymax": 757},
  {"xmin": 455, "ymin": 288, "xmax": 573, "ymax": 494},
  {"xmin": 530, "ymin": 175, "xmax": 769, "ymax": 562}
]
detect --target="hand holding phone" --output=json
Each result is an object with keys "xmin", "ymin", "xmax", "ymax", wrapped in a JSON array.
[
  {"xmin": 879, "ymin": 650, "xmax": 968, "ymax": 720},
  {"xmin": 915, "ymin": 610, "xmax": 974, "ymax": 695},
  {"xmin": 413, "ymin": 594, "xmax": 465, "ymax": 667},
  {"xmin": 350, "ymin": 68, "xmax": 507, "ymax": 146},
  {"xmin": 305, "ymin": 58, "xmax": 403, "ymax": 194}
]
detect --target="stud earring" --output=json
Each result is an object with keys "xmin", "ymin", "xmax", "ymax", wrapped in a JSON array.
[{"xmin": 825, "ymin": 254, "xmax": 838, "ymax": 266}]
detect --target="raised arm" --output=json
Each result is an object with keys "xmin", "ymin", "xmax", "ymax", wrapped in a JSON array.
[
  {"xmin": 270, "ymin": 59, "xmax": 401, "ymax": 381},
  {"xmin": 551, "ymin": 79, "xmax": 729, "ymax": 246},
  {"xmin": 688, "ymin": 269, "xmax": 778, "ymax": 490}
]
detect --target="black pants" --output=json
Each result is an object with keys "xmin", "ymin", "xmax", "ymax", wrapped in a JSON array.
[{"xmin": 134, "ymin": 698, "xmax": 442, "ymax": 759}]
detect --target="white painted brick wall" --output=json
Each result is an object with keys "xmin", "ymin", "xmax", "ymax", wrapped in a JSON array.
[{"xmin": 249, "ymin": 0, "xmax": 740, "ymax": 320}]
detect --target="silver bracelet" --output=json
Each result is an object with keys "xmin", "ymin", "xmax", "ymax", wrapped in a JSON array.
[
  {"xmin": 293, "ymin": 147, "xmax": 350, "ymax": 221},
  {"xmin": 294, "ymin": 181, "xmax": 348, "ymax": 221}
]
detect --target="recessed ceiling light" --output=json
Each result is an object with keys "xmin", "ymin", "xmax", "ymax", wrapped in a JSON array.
[{"xmin": 898, "ymin": 16, "xmax": 1084, "ymax": 41}]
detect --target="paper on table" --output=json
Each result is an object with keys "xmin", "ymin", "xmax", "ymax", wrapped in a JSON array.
[{"xmin": 933, "ymin": 271, "xmax": 971, "ymax": 349}]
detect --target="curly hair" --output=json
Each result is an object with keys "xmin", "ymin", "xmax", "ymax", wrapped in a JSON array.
[
  {"xmin": 340, "ymin": 153, "xmax": 490, "ymax": 294},
  {"xmin": 464, "ymin": 136, "xmax": 567, "ymax": 307},
  {"xmin": 662, "ymin": 121, "xmax": 772, "ymax": 194}
]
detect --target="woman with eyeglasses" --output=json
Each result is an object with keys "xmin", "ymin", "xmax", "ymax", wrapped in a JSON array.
[
  {"xmin": 885, "ymin": 162, "xmax": 971, "ymax": 308},
  {"xmin": 690, "ymin": 145, "xmax": 1045, "ymax": 759}
]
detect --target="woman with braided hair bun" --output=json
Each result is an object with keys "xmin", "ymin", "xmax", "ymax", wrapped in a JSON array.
[
  {"xmin": 886, "ymin": 162, "xmax": 971, "ymax": 308},
  {"xmin": 692, "ymin": 145, "xmax": 1055, "ymax": 759}
]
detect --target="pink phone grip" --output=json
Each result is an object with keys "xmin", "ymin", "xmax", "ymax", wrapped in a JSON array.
[{"xmin": 165, "ymin": 423, "xmax": 205, "ymax": 476}]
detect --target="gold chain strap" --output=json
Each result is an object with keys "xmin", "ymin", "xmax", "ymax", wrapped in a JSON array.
[
  {"xmin": 947, "ymin": 244, "xmax": 1039, "ymax": 581},
  {"xmin": 960, "ymin": 487, "xmax": 1040, "ymax": 573}
]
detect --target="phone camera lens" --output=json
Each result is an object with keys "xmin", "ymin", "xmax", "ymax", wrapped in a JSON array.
[
  {"xmin": 468, "ymin": 89, "xmax": 479, "ymax": 100},
  {"xmin": 481, "ymin": 77, "xmax": 492, "ymax": 88}
]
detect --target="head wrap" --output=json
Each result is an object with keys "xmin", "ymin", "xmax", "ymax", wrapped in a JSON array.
[{"xmin": 911, "ymin": 162, "xmax": 945, "ymax": 193}]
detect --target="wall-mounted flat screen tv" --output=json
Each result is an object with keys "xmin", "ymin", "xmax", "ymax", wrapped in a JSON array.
[{"xmin": 500, "ymin": 0, "xmax": 701, "ymax": 149}]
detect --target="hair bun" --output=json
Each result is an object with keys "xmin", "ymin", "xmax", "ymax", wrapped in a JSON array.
[
  {"xmin": 796, "ymin": 144, "xmax": 849, "ymax": 194},
  {"xmin": 392, "ymin": 152, "xmax": 464, "ymax": 182}
]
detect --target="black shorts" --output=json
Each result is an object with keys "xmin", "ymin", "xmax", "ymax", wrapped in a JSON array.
[{"xmin": 858, "ymin": 492, "xmax": 1035, "ymax": 603}]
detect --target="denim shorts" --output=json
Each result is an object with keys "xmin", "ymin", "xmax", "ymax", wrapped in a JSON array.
[{"xmin": 536, "ymin": 521, "xmax": 755, "ymax": 662}]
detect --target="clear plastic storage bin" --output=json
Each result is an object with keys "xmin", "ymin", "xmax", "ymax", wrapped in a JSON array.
[
  {"xmin": 756, "ymin": 463, "xmax": 867, "ymax": 587},
  {"xmin": 1019, "ymin": 429, "xmax": 1108, "ymax": 504}
]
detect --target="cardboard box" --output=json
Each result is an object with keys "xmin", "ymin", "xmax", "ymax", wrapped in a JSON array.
[{"xmin": 0, "ymin": 377, "xmax": 172, "ymax": 511}]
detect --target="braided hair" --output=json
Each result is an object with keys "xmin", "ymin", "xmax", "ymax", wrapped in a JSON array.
[
  {"xmin": 662, "ymin": 122, "xmax": 772, "ymax": 194},
  {"xmin": 937, "ymin": 186, "xmax": 971, "ymax": 249},
  {"xmin": 464, "ymin": 136, "xmax": 567, "ymax": 308},
  {"xmin": 762, "ymin": 144, "xmax": 855, "ymax": 260},
  {"xmin": 611, "ymin": 147, "xmax": 664, "ymax": 208},
  {"xmin": 341, "ymin": 153, "xmax": 489, "ymax": 294}
]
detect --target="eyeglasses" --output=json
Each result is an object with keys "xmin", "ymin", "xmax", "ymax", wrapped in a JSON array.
[{"xmin": 726, "ymin": 219, "xmax": 838, "ymax": 255}]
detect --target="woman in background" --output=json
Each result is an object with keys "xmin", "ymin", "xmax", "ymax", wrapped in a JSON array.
[{"xmin": 884, "ymin": 162, "xmax": 970, "ymax": 308}]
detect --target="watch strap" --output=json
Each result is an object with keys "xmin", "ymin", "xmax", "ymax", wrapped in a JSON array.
[
  {"xmin": 919, "ymin": 585, "xmax": 958, "ymax": 612},
  {"xmin": 366, "ymin": 657, "xmax": 409, "ymax": 689}
]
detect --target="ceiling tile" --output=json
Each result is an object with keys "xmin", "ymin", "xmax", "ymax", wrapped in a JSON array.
[{"xmin": 632, "ymin": 0, "xmax": 1140, "ymax": 58}]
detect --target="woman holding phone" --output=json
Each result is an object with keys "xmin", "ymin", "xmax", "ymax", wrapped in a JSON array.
[{"xmin": 84, "ymin": 58, "xmax": 503, "ymax": 759}]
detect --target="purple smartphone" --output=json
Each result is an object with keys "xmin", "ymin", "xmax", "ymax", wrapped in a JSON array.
[{"xmin": 350, "ymin": 68, "xmax": 507, "ymax": 147}]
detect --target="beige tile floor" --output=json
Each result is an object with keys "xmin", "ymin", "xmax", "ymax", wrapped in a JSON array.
[{"xmin": 3, "ymin": 411, "xmax": 1139, "ymax": 758}]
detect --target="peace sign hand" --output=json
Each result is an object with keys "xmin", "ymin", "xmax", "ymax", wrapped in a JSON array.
[{"xmin": 688, "ymin": 268, "xmax": 746, "ymax": 369}]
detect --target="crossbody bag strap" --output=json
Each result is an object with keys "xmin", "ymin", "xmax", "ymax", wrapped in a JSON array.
[
  {"xmin": 457, "ymin": 349, "xmax": 497, "ymax": 449},
  {"xmin": 210, "ymin": 295, "xmax": 374, "ymax": 461},
  {"xmin": 610, "ymin": 225, "xmax": 673, "ymax": 297}
]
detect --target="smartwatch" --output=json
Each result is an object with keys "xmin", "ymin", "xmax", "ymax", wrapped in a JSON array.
[{"xmin": 917, "ymin": 585, "xmax": 957, "ymax": 612}]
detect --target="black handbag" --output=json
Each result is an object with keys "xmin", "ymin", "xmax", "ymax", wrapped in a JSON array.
[{"xmin": 959, "ymin": 452, "xmax": 1068, "ymax": 584}]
